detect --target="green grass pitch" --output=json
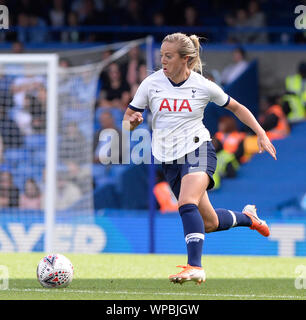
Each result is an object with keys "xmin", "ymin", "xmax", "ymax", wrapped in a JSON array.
[{"xmin": 0, "ymin": 252, "xmax": 305, "ymax": 300}]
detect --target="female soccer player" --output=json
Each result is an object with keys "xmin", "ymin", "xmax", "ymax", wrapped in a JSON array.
[{"xmin": 123, "ymin": 33, "xmax": 277, "ymax": 285}]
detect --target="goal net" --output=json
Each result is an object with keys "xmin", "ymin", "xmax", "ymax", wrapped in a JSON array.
[{"xmin": 0, "ymin": 37, "xmax": 153, "ymax": 253}]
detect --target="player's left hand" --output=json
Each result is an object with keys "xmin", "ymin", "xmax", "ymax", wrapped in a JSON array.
[{"xmin": 257, "ymin": 133, "xmax": 277, "ymax": 160}]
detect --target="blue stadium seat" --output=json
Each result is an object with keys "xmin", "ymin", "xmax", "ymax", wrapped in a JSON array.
[
  {"xmin": 25, "ymin": 134, "xmax": 46, "ymax": 151},
  {"xmin": 32, "ymin": 150, "xmax": 46, "ymax": 166},
  {"xmin": 4, "ymin": 148, "xmax": 32, "ymax": 168},
  {"xmin": 14, "ymin": 163, "xmax": 43, "ymax": 190}
]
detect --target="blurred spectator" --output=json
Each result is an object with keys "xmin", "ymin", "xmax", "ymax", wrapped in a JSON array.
[
  {"xmin": 12, "ymin": 88, "xmax": 46, "ymax": 136},
  {"xmin": 151, "ymin": 11, "xmax": 165, "ymax": 42},
  {"xmin": 152, "ymin": 11, "xmax": 165, "ymax": 27},
  {"xmin": 16, "ymin": 93, "xmax": 35, "ymax": 135},
  {"xmin": 220, "ymin": 47, "xmax": 249, "ymax": 85},
  {"xmin": 93, "ymin": 110, "xmax": 122, "ymax": 164},
  {"xmin": 49, "ymin": 0, "xmax": 67, "ymax": 41},
  {"xmin": 225, "ymin": 9, "xmax": 250, "ymax": 44},
  {"xmin": 0, "ymin": 188, "xmax": 10, "ymax": 208},
  {"xmin": 121, "ymin": 0, "xmax": 144, "ymax": 26},
  {"xmin": 56, "ymin": 174, "xmax": 82, "ymax": 210},
  {"xmin": 0, "ymin": 171, "xmax": 19, "ymax": 207},
  {"xmin": 16, "ymin": 12, "xmax": 29, "ymax": 43},
  {"xmin": 13, "ymin": 90, "xmax": 46, "ymax": 135},
  {"xmin": 212, "ymin": 137, "xmax": 240, "ymax": 190},
  {"xmin": 81, "ymin": 0, "xmax": 102, "ymax": 25},
  {"xmin": 19, "ymin": 178, "xmax": 41, "ymax": 210},
  {"xmin": 214, "ymin": 115, "xmax": 246, "ymax": 163},
  {"xmin": 28, "ymin": 13, "xmax": 48, "ymax": 43},
  {"xmin": 10, "ymin": 70, "xmax": 46, "ymax": 110},
  {"xmin": 226, "ymin": 2, "xmax": 267, "ymax": 44},
  {"xmin": 10, "ymin": 67, "xmax": 46, "ymax": 136},
  {"xmin": 49, "ymin": 0, "xmax": 66, "ymax": 27},
  {"xmin": 0, "ymin": 69, "xmax": 14, "ymax": 112},
  {"xmin": 258, "ymin": 95, "xmax": 290, "ymax": 141},
  {"xmin": 243, "ymin": 95, "xmax": 290, "ymax": 162},
  {"xmin": 61, "ymin": 11, "xmax": 80, "ymax": 42},
  {"xmin": 30, "ymin": 87, "xmax": 47, "ymax": 133},
  {"xmin": 70, "ymin": 0, "xmax": 106, "ymax": 41},
  {"xmin": 59, "ymin": 58, "xmax": 71, "ymax": 68},
  {"xmin": 282, "ymin": 61, "xmax": 306, "ymax": 123},
  {"xmin": 184, "ymin": 5, "xmax": 201, "ymax": 27},
  {"xmin": 59, "ymin": 121, "xmax": 88, "ymax": 165},
  {"xmin": 100, "ymin": 62, "xmax": 131, "ymax": 110},
  {"xmin": 75, "ymin": 69, "xmax": 98, "ymax": 105},
  {"xmin": 41, "ymin": 171, "xmax": 82, "ymax": 211},
  {"xmin": 247, "ymin": 0, "xmax": 268, "ymax": 43},
  {"xmin": 0, "ymin": 103, "xmax": 23, "ymax": 149},
  {"xmin": 65, "ymin": 160, "xmax": 92, "ymax": 194},
  {"xmin": 121, "ymin": 46, "xmax": 146, "ymax": 87},
  {"xmin": 138, "ymin": 64, "xmax": 148, "ymax": 82}
]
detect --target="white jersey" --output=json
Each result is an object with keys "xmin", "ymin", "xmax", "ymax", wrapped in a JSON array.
[{"xmin": 129, "ymin": 69, "xmax": 230, "ymax": 162}]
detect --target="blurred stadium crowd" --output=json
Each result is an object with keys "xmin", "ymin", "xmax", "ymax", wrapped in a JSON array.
[
  {"xmin": 0, "ymin": 0, "xmax": 305, "ymax": 212},
  {"xmin": 2, "ymin": 0, "xmax": 306, "ymax": 44}
]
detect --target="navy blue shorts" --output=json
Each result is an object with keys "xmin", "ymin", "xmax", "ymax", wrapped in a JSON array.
[{"xmin": 161, "ymin": 141, "xmax": 217, "ymax": 200}]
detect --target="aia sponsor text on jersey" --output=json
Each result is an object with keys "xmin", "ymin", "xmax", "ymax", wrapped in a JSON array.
[{"xmin": 159, "ymin": 98, "xmax": 192, "ymax": 112}]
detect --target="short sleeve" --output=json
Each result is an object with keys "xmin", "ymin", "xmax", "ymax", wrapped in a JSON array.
[
  {"xmin": 129, "ymin": 78, "xmax": 149, "ymax": 112},
  {"xmin": 208, "ymin": 80, "xmax": 230, "ymax": 107}
]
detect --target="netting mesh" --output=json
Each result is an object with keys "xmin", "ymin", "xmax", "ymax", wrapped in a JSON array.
[
  {"xmin": 0, "ymin": 63, "xmax": 48, "ymax": 211},
  {"xmin": 0, "ymin": 38, "xmax": 150, "ymax": 252},
  {"xmin": 55, "ymin": 63, "xmax": 100, "ymax": 214}
]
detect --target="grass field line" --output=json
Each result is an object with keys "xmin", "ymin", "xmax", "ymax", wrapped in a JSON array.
[{"xmin": 6, "ymin": 288, "xmax": 303, "ymax": 300}]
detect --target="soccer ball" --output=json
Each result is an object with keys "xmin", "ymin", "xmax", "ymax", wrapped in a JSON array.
[{"xmin": 37, "ymin": 253, "xmax": 74, "ymax": 288}]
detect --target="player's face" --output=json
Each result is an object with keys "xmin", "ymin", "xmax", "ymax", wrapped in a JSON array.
[{"xmin": 160, "ymin": 41, "xmax": 188, "ymax": 81}]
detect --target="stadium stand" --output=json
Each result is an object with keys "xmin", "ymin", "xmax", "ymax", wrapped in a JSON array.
[
  {"xmin": 0, "ymin": 0, "xmax": 304, "ymax": 47},
  {"xmin": 209, "ymin": 121, "xmax": 306, "ymax": 218},
  {"xmin": 0, "ymin": 0, "xmax": 305, "ymax": 215}
]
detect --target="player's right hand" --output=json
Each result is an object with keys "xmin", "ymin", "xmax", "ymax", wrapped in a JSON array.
[{"xmin": 129, "ymin": 112, "xmax": 143, "ymax": 128}]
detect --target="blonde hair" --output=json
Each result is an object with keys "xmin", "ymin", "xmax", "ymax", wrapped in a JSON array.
[{"xmin": 162, "ymin": 33, "xmax": 202, "ymax": 74}]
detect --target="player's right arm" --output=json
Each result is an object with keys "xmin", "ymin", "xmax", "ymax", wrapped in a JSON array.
[
  {"xmin": 123, "ymin": 76, "xmax": 149, "ymax": 131},
  {"xmin": 123, "ymin": 107, "xmax": 144, "ymax": 131}
]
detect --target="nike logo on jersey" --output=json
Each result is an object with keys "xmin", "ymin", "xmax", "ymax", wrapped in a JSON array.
[
  {"xmin": 155, "ymin": 89, "xmax": 162, "ymax": 93},
  {"xmin": 159, "ymin": 98, "xmax": 192, "ymax": 112}
]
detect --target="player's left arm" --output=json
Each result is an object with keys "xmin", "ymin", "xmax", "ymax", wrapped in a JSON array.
[{"xmin": 225, "ymin": 97, "xmax": 277, "ymax": 160}]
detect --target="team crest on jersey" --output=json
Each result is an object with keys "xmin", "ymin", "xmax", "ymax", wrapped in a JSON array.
[
  {"xmin": 159, "ymin": 98, "xmax": 192, "ymax": 112},
  {"xmin": 192, "ymin": 89, "xmax": 196, "ymax": 98}
]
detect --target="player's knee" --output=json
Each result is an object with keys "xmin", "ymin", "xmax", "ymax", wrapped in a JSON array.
[
  {"xmin": 178, "ymin": 198, "xmax": 199, "ymax": 208},
  {"xmin": 204, "ymin": 220, "xmax": 219, "ymax": 233}
]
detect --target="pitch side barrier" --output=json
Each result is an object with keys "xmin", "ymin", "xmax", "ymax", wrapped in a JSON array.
[{"xmin": 0, "ymin": 209, "xmax": 305, "ymax": 257}]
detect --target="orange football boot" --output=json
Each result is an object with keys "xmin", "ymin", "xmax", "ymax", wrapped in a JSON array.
[
  {"xmin": 242, "ymin": 204, "xmax": 270, "ymax": 237},
  {"xmin": 169, "ymin": 265, "xmax": 206, "ymax": 285}
]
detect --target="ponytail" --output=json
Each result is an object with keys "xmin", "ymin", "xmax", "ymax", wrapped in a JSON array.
[
  {"xmin": 188, "ymin": 34, "xmax": 202, "ymax": 74},
  {"xmin": 162, "ymin": 33, "xmax": 203, "ymax": 74}
]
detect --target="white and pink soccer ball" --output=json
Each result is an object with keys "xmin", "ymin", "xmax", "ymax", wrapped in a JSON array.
[{"xmin": 37, "ymin": 254, "xmax": 74, "ymax": 288}]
